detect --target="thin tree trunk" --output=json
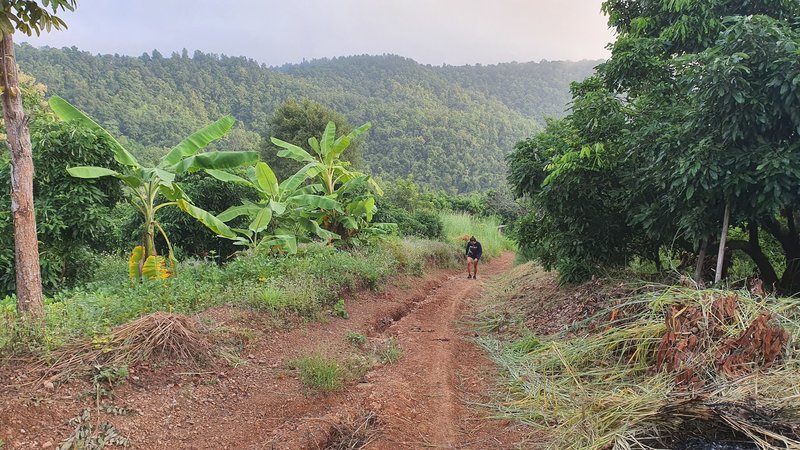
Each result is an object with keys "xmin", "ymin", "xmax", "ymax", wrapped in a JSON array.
[
  {"xmin": 694, "ymin": 238, "xmax": 708, "ymax": 284},
  {"xmin": 715, "ymin": 202, "xmax": 731, "ymax": 284},
  {"xmin": 1, "ymin": 32, "xmax": 43, "ymax": 321}
]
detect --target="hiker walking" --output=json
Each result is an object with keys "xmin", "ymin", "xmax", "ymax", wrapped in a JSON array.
[{"xmin": 466, "ymin": 236, "xmax": 483, "ymax": 279}]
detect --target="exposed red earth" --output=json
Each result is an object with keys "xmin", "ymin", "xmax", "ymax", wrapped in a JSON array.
[{"xmin": 1, "ymin": 253, "xmax": 526, "ymax": 449}]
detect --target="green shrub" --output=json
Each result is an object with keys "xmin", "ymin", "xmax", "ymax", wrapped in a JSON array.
[
  {"xmin": 290, "ymin": 353, "xmax": 344, "ymax": 392},
  {"xmin": 346, "ymin": 331, "xmax": 367, "ymax": 346},
  {"xmin": 333, "ymin": 299, "xmax": 349, "ymax": 319}
]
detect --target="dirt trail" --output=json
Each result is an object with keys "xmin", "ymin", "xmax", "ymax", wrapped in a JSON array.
[
  {"xmin": 0, "ymin": 254, "xmax": 523, "ymax": 449},
  {"xmin": 358, "ymin": 252, "xmax": 517, "ymax": 449}
]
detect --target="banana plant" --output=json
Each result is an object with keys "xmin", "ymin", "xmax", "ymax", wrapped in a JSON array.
[
  {"xmin": 270, "ymin": 121, "xmax": 388, "ymax": 239},
  {"xmin": 49, "ymin": 96, "xmax": 258, "ymax": 281},
  {"xmin": 206, "ymin": 161, "xmax": 341, "ymax": 253}
]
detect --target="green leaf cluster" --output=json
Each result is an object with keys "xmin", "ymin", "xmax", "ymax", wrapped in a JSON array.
[
  {"xmin": 49, "ymin": 96, "xmax": 258, "ymax": 281},
  {"xmin": 510, "ymin": 1, "xmax": 800, "ymax": 290},
  {"xmin": 0, "ymin": 0, "xmax": 75, "ymax": 36}
]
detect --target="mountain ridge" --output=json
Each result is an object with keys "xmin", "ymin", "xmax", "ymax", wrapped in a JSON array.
[{"xmin": 16, "ymin": 44, "xmax": 599, "ymax": 192}]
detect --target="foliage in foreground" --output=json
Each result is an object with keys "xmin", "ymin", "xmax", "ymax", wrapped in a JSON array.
[
  {"xmin": 0, "ymin": 239, "xmax": 459, "ymax": 352},
  {"xmin": 478, "ymin": 266, "xmax": 800, "ymax": 449}
]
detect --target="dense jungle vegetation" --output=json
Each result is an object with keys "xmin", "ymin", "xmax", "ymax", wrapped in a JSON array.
[{"xmin": 15, "ymin": 45, "xmax": 598, "ymax": 192}]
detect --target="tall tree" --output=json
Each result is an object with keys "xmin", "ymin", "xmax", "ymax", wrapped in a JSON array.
[
  {"xmin": 510, "ymin": 1, "xmax": 800, "ymax": 290},
  {"xmin": 0, "ymin": 0, "xmax": 76, "ymax": 321},
  {"xmin": 263, "ymin": 98, "xmax": 363, "ymax": 181}
]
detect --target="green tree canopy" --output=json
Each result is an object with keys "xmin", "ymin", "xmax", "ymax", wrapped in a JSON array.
[
  {"xmin": 263, "ymin": 98, "xmax": 363, "ymax": 180},
  {"xmin": 510, "ymin": 0, "xmax": 800, "ymax": 290}
]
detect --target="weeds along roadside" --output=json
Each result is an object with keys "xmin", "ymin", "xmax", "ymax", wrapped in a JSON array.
[
  {"xmin": 471, "ymin": 262, "xmax": 800, "ymax": 450},
  {"xmin": 0, "ymin": 238, "xmax": 460, "ymax": 353}
]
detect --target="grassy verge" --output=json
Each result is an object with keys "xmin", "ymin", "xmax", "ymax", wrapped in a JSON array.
[
  {"xmin": 475, "ymin": 263, "xmax": 800, "ymax": 449},
  {"xmin": 440, "ymin": 212, "xmax": 516, "ymax": 261},
  {"xmin": 0, "ymin": 238, "xmax": 459, "ymax": 352}
]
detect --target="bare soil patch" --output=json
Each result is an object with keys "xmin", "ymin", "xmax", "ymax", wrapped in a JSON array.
[{"xmin": 1, "ymin": 255, "xmax": 525, "ymax": 449}]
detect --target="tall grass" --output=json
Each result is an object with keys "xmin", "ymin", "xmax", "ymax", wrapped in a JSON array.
[
  {"xmin": 440, "ymin": 212, "xmax": 516, "ymax": 260},
  {"xmin": 0, "ymin": 238, "xmax": 457, "ymax": 352}
]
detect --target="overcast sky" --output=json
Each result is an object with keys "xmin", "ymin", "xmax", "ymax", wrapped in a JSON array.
[{"xmin": 18, "ymin": 0, "xmax": 614, "ymax": 66}]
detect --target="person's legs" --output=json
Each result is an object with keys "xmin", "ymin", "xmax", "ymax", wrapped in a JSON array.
[
  {"xmin": 473, "ymin": 259, "xmax": 479, "ymax": 278},
  {"xmin": 466, "ymin": 257, "xmax": 475, "ymax": 277}
]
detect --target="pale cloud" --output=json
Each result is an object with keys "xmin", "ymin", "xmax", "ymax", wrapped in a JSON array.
[{"xmin": 18, "ymin": 0, "xmax": 613, "ymax": 65}]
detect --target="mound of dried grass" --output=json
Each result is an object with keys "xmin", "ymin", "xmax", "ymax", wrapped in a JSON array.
[
  {"xmin": 483, "ymin": 285, "xmax": 800, "ymax": 450},
  {"xmin": 41, "ymin": 312, "xmax": 210, "ymax": 382},
  {"xmin": 322, "ymin": 411, "xmax": 379, "ymax": 450}
]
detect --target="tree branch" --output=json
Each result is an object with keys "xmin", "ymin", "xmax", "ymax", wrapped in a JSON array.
[{"xmin": 727, "ymin": 239, "xmax": 779, "ymax": 289}]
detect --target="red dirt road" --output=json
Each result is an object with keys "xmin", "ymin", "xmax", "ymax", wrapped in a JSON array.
[
  {"xmin": 358, "ymin": 252, "xmax": 520, "ymax": 449},
  {"xmin": 0, "ymin": 253, "xmax": 524, "ymax": 449}
]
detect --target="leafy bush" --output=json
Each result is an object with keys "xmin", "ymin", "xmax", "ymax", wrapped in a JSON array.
[
  {"xmin": 0, "ymin": 120, "xmax": 124, "ymax": 296},
  {"xmin": 373, "ymin": 205, "xmax": 443, "ymax": 239}
]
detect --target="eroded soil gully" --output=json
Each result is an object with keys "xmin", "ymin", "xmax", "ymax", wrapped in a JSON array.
[{"xmin": 0, "ymin": 255, "xmax": 521, "ymax": 450}]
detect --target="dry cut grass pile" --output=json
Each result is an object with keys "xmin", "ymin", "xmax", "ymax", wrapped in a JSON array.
[
  {"xmin": 40, "ymin": 312, "xmax": 210, "ymax": 383},
  {"xmin": 480, "ymin": 272, "xmax": 800, "ymax": 450}
]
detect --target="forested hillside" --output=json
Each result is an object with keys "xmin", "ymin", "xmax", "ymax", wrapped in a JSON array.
[{"xmin": 16, "ymin": 45, "xmax": 598, "ymax": 192}]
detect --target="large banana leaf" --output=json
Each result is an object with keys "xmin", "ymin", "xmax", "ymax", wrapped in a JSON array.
[
  {"xmin": 346, "ymin": 197, "xmax": 376, "ymax": 221},
  {"xmin": 177, "ymin": 199, "xmax": 235, "ymax": 238},
  {"xmin": 139, "ymin": 167, "xmax": 176, "ymax": 183},
  {"xmin": 325, "ymin": 135, "xmax": 351, "ymax": 164},
  {"xmin": 67, "ymin": 166, "xmax": 120, "ymax": 179},
  {"xmin": 128, "ymin": 246, "xmax": 145, "ymax": 282},
  {"xmin": 254, "ymin": 162, "xmax": 279, "ymax": 198},
  {"xmin": 295, "ymin": 184, "xmax": 324, "ymax": 195},
  {"xmin": 142, "ymin": 255, "xmax": 171, "ymax": 281},
  {"xmin": 260, "ymin": 235, "xmax": 298, "ymax": 254},
  {"xmin": 205, "ymin": 169, "xmax": 255, "ymax": 188},
  {"xmin": 338, "ymin": 173, "xmax": 384, "ymax": 197},
  {"xmin": 319, "ymin": 121, "xmax": 336, "ymax": 157},
  {"xmin": 346, "ymin": 122, "xmax": 372, "ymax": 141},
  {"xmin": 48, "ymin": 96, "xmax": 139, "ymax": 168},
  {"xmin": 290, "ymin": 194, "xmax": 341, "ymax": 211},
  {"xmin": 248, "ymin": 207, "xmax": 273, "ymax": 233},
  {"xmin": 158, "ymin": 182, "xmax": 188, "ymax": 202},
  {"xmin": 217, "ymin": 203, "xmax": 262, "ymax": 222},
  {"xmin": 340, "ymin": 215, "xmax": 359, "ymax": 230},
  {"xmin": 271, "ymin": 137, "xmax": 316, "ymax": 163},
  {"xmin": 369, "ymin": 178, "xmax": 385, "ymax": 196},
  {"xmin": 302, "ymin": 219, "xmax": 341, "ymax": 240},
  {"xmin": 308, "ymin": 137, "xmax": 321, "ymax": 154},
  {"xmin": 269, "ymin": 199, "xmax": 287, "ymax": 216},
  {"xmin": 159, "ymin": 116, "xmax": 235, "ymax": 168},
  {"xmin": 279, "ymin": 162, "xmax": 320, "ymax": 198},
  {"xmin": 67, "ymin": 166, "xmax": 143, "ymax": 189},
  {"xmin": 173, "ymin": 151, "xmax": 258, "ymax": 174}
]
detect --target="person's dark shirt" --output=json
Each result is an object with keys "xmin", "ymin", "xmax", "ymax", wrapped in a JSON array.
[{"xmin": 466, "ymin": 241, "xmax": 483, "ymax": 259}]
